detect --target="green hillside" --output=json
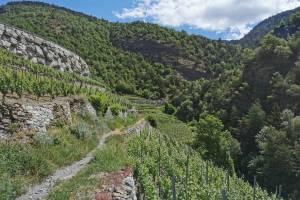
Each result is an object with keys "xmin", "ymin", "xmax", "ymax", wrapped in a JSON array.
[
  {"xmin": 0, "ymin": 1, "xmax": 299, "ymax": 200},
  {"xmin": 0, "ymin": 1, "xmax": 242, "ymax": 98}
]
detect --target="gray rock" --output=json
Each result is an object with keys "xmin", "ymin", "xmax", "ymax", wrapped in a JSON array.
[
  {"xmin": 10, "ymin": 37, "xmax": 18, "ymax": 45},
  {"xmin": 0, "ymin": 23, "xmax": 90, "ymax": 76},
  {"xmin": 31, "ymin": 57, "xmax": 38, "ymax": 63},
  {"xmin": 36, "ymin": 46, "xmax": 44, "ymax": 56},
  {"xmin": 0, "ymin": 24, "xmax": 5, "ymax": 31},
  {"xmin": 1, "ymin": 40, "xmax": 11, "ymax": 48},
  {"xmin": 5, "ymin": 29, "xmax": 18, "ymax": 38}
]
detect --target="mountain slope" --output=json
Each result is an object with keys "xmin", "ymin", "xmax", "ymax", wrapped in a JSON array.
[
  {"xmin": 0, "ymin": 1, "xmax": 242, "ymax": 99},
  {"xmin": 235, "ymin": 6, "xmax": 300, "ymax": 48}
]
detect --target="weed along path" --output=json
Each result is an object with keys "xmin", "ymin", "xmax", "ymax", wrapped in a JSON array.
[{"xmin": 16, "ymin": 119, "xmax": 147, "ymax": 200}]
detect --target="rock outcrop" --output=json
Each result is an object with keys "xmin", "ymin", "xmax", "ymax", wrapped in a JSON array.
[{"xmin": 0, "ymin": 23, "xmax": 90, "ymax": 76}]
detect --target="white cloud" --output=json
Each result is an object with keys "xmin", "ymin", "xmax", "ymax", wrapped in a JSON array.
[{"xmin": 115, "ymin": 0, "xmax": 300, "ymax": 39}]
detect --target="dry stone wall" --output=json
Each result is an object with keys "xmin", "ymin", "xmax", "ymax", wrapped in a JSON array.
[
  {"xmin": 94, "ymin": 167, "xmax": 137, "ymax": 200},
  {"xmin": 0, "ymin": 23, "xmax": 90, "ymax": 76},
  {"xmin": 70, "ymin": 98, "xmax": 98, "ymax": 121},
  {"xmin": 0, "ymin": 97, "xmax": 97, "ymax": 139}
]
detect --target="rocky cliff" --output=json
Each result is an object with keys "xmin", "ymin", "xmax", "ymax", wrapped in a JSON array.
[{"xmin": 0, "ymin": 23, "xmax": 90, "ymax": 76}]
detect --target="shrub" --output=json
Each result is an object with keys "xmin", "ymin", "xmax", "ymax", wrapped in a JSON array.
[
  {"xmin": 146, "ymin": 115, "xmax": 158, "ymax": 128},
  {"xmin": 110, "ymin": 103, "xmax": 125, "ymax": 116},
  {"xmin": 7, "ymin": 123, "xmax": 19, "ymax": 134},
  {"xmin": 70, "ymin": 122, "xmax": 91, "ymax": 140},
  {"xmin": 33, "ymin": 133, "xmax": 59, "ymax": 146},
  {"xmin": 88, "ymin": 94, "xmax": 109, "ymax": 115},
  {"xmin": 164, "ymin": 102, "xmax": 176, "ymax": 115},
  {"xmin": 115, "ymin": 81, "xmax": 135, "ymax": 94}
]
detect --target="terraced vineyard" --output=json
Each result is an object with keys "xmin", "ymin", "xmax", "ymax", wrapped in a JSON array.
[{"xmin": 128, "ymin": 113, "xmax": 281, "ymax": 200}]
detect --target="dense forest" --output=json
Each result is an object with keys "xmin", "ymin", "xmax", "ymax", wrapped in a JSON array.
[
  {"xmin": 167, "ymin": 14, "xmax": 300, "ymax": 199},
  {"xmin": 0, "ymin": 1, "xmax": 299, "ymax": 199}
]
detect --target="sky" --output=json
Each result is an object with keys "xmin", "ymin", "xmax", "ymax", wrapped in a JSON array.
[{"xmin": 0, "ymin": 0, "xmax": 300, "ymax": 40}]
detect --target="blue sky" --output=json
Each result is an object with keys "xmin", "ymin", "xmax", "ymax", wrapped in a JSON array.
[{"xmin": 0, "ymin": 0, "xmax": 300, "ymax": 40}]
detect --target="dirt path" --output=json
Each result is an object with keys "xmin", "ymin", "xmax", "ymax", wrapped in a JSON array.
[{"xmin": 16, "ymin": 119, "xmax": 146, "ymax": 200}]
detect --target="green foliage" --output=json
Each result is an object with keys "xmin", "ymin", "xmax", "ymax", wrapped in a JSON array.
[
  {"xmin": 33, "ymin": 133, "xmax": 60, "ymax": 146},
  {"xmin": 0, "ymin": 174, "xmax": 24, "ymax": 200},
  {"xmin": 0, "ymin": 1, "xmax": 298, "ymax": 198},
  {"xmin": 110, "ymin": 103, "xmax": 124, "ymax": 116},
  {"xmin": 47, "ymin": 135, "xmax": 129, "ymax": 200},
  {"xmin": 0, "ymin": 64, "xmax": 104, "ymax": 99},
  {"xmin": 175, "ymin": 100, "xmax": 194, "ymax": 122},
  {"xmin": 251, "ymin": 110, "xmax": 300, "ymax": 199},
  {"xmin": 115, "ymin": 81, "xmax": 135, "ymax": 95},
  {"xmin": 88, "ymin": 94, "xmax": 109, "ymax": 114},
  {"xmin": 193, "ymin": 115, "xmax": 234, "ymax": 173},
  {"xmin": 129, "ymin": 128, "xmax": 278, "ymax": 200},
  {"xmin": 164, "ymin": 102, "xmax": 176, "ymax": 115},
  {"xmin": 70, "ymin": 122, "xmax": 93, "ymax": 140},
  {"xmin": 0, "ymin": 115, "xmax": 108, "ymax": 199},
  {"xmin": 146, "ymin": 115, "xmax": 158, "ymax": 128},
  {"xmin": 0, "ymin": 1, "xmax": 242, "ymax": 99},
  {"xmin": 0, "ymin": 2, "xmax": 184, "ymax": 98}
]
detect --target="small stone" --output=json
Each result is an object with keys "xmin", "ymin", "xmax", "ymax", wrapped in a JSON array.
[
  {"xmin": 0, "ymin": 24, "xmax": 5, "ymax": 31},
  {"xmin": 1, "ymin": 40, "xmax": 11, "ymax": 48},
  {"xmin": 31, "ymin": 57, "xmax": 38, "ymax": 63},
  {"xmin": 36, "ymin": 46, "xmax": 44, "ymax": 56},
  {"xmin": 10, "ymin": 37, "xmax": 18, "ymax": 45}
]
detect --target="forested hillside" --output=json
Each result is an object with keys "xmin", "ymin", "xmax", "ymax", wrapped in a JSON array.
[
  {"xmin": 166, "ymin": 26, "xmax": 300, "ymax": 200},
  {"xmin": 0, "ymin": 1, "xmax": 299, "ymax": 200},
  {"xmin": 0, "ymin": 1, "xmax": 241, "ymax": 99}
]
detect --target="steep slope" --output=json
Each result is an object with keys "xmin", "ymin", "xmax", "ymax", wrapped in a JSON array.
[
  {"xmin": 0, "ymin": 1, "xmax": 242, "ymax": 99},
  {"xmin": 235, "ymin": 6, "xmax": 300, "ymax": 48},
  {"xmin": 0, "ymin": 1, "xmax": 175, "ymax": 99},
  {"xmin": 110, "ymin": 22, "xmax": 242, "ymax": 80}
]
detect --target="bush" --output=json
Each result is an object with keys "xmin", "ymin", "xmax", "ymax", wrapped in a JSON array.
[
  {"xmin": 110, "ymin": 103, "xmax": 125, "ymax": 116},
  {"xmin": 33, "ymin": 133, "xmax": 60, "ymax": 146},
  {"xmin": 164, "ymin": 102, "xmax": 176, "ymax": 115},
  {"xmin": 146, "ymin": 115, "xmax": 158, "ymax": 128},
  {"xmin": 115, "ymin": 81, "xmax": 135, "ymax": 94},
  {"xmin": 88, "ymin": 94, "xmax": 109, "ymax": 115},
  {"xmin": 70, "ymin": 122, "xmax": 91, "ymax": 140}
]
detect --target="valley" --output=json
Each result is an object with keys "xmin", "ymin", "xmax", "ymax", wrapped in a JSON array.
[{"xmin": 0, "ymin": 1, "xmax": 298, "ymax": 200}]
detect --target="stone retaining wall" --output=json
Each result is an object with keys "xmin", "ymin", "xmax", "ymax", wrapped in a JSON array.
[
  {"xmin": 0, "ymin": 97, "xmax": 97, "ymax": 139},
  {"xmin": 0, "ymin": 23, "xmax": 90, "ymax": 76},
  {"xmin": 70, "ymin": 98, "xmax": 98, "ymax": 121},
  {"xmin": 94, "ymin": 168, "xmax": 137, "ymax": 200},
  {"xmin": 0, "ymin": 100, "xmax": 72, "ymax": 138}
]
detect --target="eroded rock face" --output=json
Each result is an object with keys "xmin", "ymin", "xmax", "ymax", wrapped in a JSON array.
[{"xmin": 0, "ymin": 23, "xmax": 90, "ymax": 76}]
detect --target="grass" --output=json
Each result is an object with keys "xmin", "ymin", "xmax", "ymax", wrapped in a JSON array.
[
  {"xmin": 0, "ymin": 112, "xmax": 140, "ymax": 200},
  {"xmin": 107, "ymin": 115, "xmax": 140, "ymax": 130},
  {"xmin": 47, "ymin": 135, "xmax": 129, "ymax": 200},
  {"xmin": 0, "ymin": 115, "xmax": 109, "ymax": 200}
]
